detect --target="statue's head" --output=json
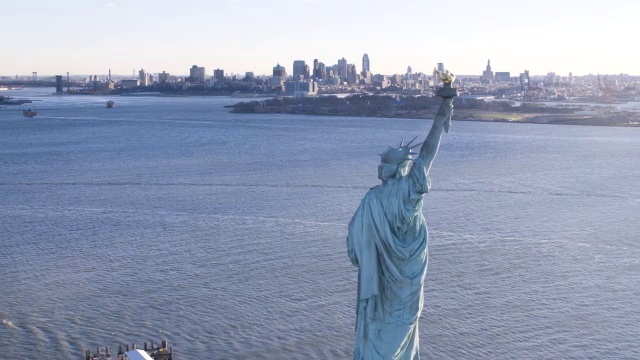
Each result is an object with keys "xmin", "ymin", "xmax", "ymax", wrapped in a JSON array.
[{"xmin": 378, "ymin": 137, "xmax": 420, "ymax": 182}]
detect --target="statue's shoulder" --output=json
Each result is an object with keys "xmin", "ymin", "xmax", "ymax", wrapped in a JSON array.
[{"xmin": 359, "ymin": 185, "xmax": 381, "ymax": 203}]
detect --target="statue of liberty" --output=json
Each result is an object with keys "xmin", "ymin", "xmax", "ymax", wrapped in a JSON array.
[{"xmin": 347, "ymin": 69, "xmax": 457, "ymax": 360}]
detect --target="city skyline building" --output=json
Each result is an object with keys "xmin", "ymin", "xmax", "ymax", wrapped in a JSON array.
[
  {"xmin": 138, "ymin": 68, "xmax": 149, "ymax": 86},
  {"xmin": 158, "ymin": 71, "xmax": 170, "ymax": 84},
  {"xmin": 362, "ymin": 54, "xmax": 370, "ymax": 73},
  {"xmin": 337, "ymin": 58, "xmax": 348, "ymax": 80},
  {"xmin": 520, "ymin": 70, "xmax": 530, "ymax": 90},
  {"xmin": 272, "ymin": 63, "xmax": 286, "ymax": 78},
  {"xmin": 213, "ymin": 69, "xmax": 224, "ymax": 81},
  {"xmin": 293, "ymin": 60, "xmax": 308, "ymax": 80},
  {"xmin": 495, "ymin": 71, "xmax": 511, "ymax": 82},
  {"xmin": 189, "ymin": 65, "xmax": 206, "ymax": 84},
  {"xmin": 482, "ymin": 59, "xmax": 494, "ymax": 82}
]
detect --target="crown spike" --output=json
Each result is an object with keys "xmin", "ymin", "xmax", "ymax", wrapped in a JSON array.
[
  {"xmin": 405, "ymin": 135, "xmax": 419, "ymax": 148},
  {"xmin": 410, "ymin": 142, "xmax": 423, "ymax": 149},
  {"xmin": 399, "ymin": 139, "xmax": 405, "ymax": 147}
]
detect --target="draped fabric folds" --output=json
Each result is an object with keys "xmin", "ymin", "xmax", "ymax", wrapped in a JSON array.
[{"xmin": 347, "ymin": 158, "xmax": 430, "ymax": 360}]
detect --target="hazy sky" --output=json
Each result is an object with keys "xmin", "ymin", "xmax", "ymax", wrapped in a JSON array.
[{"xmin": 2, "ymin": 0, "xmax": 638, "ymax": 77}]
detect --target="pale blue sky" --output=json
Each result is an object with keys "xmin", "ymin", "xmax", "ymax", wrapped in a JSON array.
[{"xmin": 2, "ymin": 0, "xmax": 638, "ymax": 76}]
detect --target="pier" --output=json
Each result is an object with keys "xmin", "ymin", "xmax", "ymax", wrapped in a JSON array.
[{"xmin": 85, "ymin": 340, "xmax": 173, "ymax": 360}]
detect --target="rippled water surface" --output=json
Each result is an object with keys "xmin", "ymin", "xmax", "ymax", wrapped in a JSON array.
[{"xmin": 1, "ymin": 89, "xmax": 640, "ymax": 359}]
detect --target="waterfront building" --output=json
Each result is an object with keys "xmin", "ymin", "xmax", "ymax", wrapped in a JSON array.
[
  {"xmin": 138, "ymin": 69, "xmax": 149, "ymax": 86},
  {"xmin": 293, "ymin": 60, "xmax": 308, "ymax": 80},
  {"xmin": 158, "ymin": 71, "xmax": 171, "ymax": 84},
  {"xmin": 214, "ymin": 69, "xmax": 224, "ymax": 81},
  {"xmin": 362, "ymin": 54, "xmax": 370, "ymax": 73},
  {"xmin": 272, "ymin": 63, "xmax": 286, "ymax": 78},
  {"xmin": 284, "ymin": 80, "xmax": 318, "ymax": 97},
  {"xmin": 189, "ymin": 65, "xmax": 206, "ymax": 84},
  {"xmin": 120, "ymin": 79, "xmax": 140, "ymax": 88}
]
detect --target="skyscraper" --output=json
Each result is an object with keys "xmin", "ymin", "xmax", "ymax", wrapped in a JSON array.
[
  {"xmin": 273, "ymin": 63, "xmax": 287, "ymax": 78},
  {"xmin": 338, "ymin": 58, "xmax": 348, "ymax": 80},
  {"xmin": 213, "ymin": 69, "xmax": 224, "ymax": 81},
  {"xmin": 362, "ymin": 54, "xmax": 370, "ymax": 73},
  {"xmin": 139, "ymin": 69, "xmax": 149, "ymax": 86},
  {"xmin": 190, "ymin": 65, "xmax": 206, "ymax": 83},
  {"xmin": 293, "ymin": 60, "xmax": 307, "ymax": 80}
]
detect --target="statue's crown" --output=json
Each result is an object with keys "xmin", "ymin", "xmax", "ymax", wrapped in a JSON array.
[{"xmin": 380, "ymin": 136, "xmax": 421, "ymax": 165}]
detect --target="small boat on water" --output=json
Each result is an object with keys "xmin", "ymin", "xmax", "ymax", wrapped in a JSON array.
[
  {"xmin": 106, "ymin": 100, "xmax": 115, "ymax": 108},
  {"xmin": 23, "ymin": 109, "xmax": 37, "ymax": 117}
]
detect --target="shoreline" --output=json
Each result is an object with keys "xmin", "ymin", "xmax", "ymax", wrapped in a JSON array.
[{"xmin": 228, "ymin": 96, "xmax": 640, "ymax": 127}]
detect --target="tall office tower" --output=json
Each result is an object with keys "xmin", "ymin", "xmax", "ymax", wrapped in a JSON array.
[
  {"xmin": 158, "ymin": 71, "xmax": 170, "ymax": 83},
  {"xmin": 315, "ymin": 62, "xmax": 326, "ymax": 80},
  {"xmin": 304, "ymin": 64, "xmax": 310, "ymax": 79},
  {"xmin": 406, "ymin": 66, "xmax": 413, "ymax": 80},
  {"xmin": 347, "ymin": 64, "xmax": 357, "ymax": 84},
  {"xmin": 293, "ymin": 60, "xmax": 307, "ymax": 80},
  {"xmin": 520, "ymin": 70, "xmax": 530, "ymax": 90},
  {"xmin": 139, "ymin": 69, "xmax": 149, "ymax": 86},
  {"xmin": 326, "ymin": 66, "xmax": 336, "ymax": 79},
  {"xmin": 338, "ymin": 58, "xmax": 348, "ymax": 79},
  {"xmin": 482, "ymin": 59, "xmax": 494, "ymax": 82},
  {"xmin": 437, "ymin": 63, "xmax": 445, "ymax": 73},
  {"xmin": 313, "ymin": 59, "xmax": 319, "ymax": 79},
  {"xmin": 273, "ymin": 63, "xmax": 287, "ymax": 78},
  {"xmin": 213, "ymin": 69, "xmax": 225, "ymax": 81},
  {"xmin": 190, "ymin": 65, "xmax": 206, "ymax": 83},
  {"xmin": 568, "ymin": 72, "xmax": 573, "ymax": 84},
  {"xmin": 362, "ymin": 54, "xmax": 370, "ymax": 73}
]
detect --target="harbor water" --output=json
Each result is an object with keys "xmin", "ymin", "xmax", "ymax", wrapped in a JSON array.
[{"xmin": 1, "ymin": 88, "xmax": 639, "ymax": 359}]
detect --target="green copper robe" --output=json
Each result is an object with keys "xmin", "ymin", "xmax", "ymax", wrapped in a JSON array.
[{"xmin": 347, "ymin": 158, "xmax": 430, "ymax": 360}]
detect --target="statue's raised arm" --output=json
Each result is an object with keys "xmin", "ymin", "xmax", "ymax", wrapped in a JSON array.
[{"xmin": 418, "ymin": 68, "xmax": 458, "ymax": 174}]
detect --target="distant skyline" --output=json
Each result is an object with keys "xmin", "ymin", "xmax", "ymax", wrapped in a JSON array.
[{"xmin": 2, "ymin": 0, "xmax": 639, "ymax": 77}]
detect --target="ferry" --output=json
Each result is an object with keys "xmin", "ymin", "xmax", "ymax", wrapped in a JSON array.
[
  {"xmin": 23, "ymin": 109, "xmax": 37, "ymax": 117},
  {"xmin": 106, "ymin": 100, "xmax": 115, "ymax": 108}
]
